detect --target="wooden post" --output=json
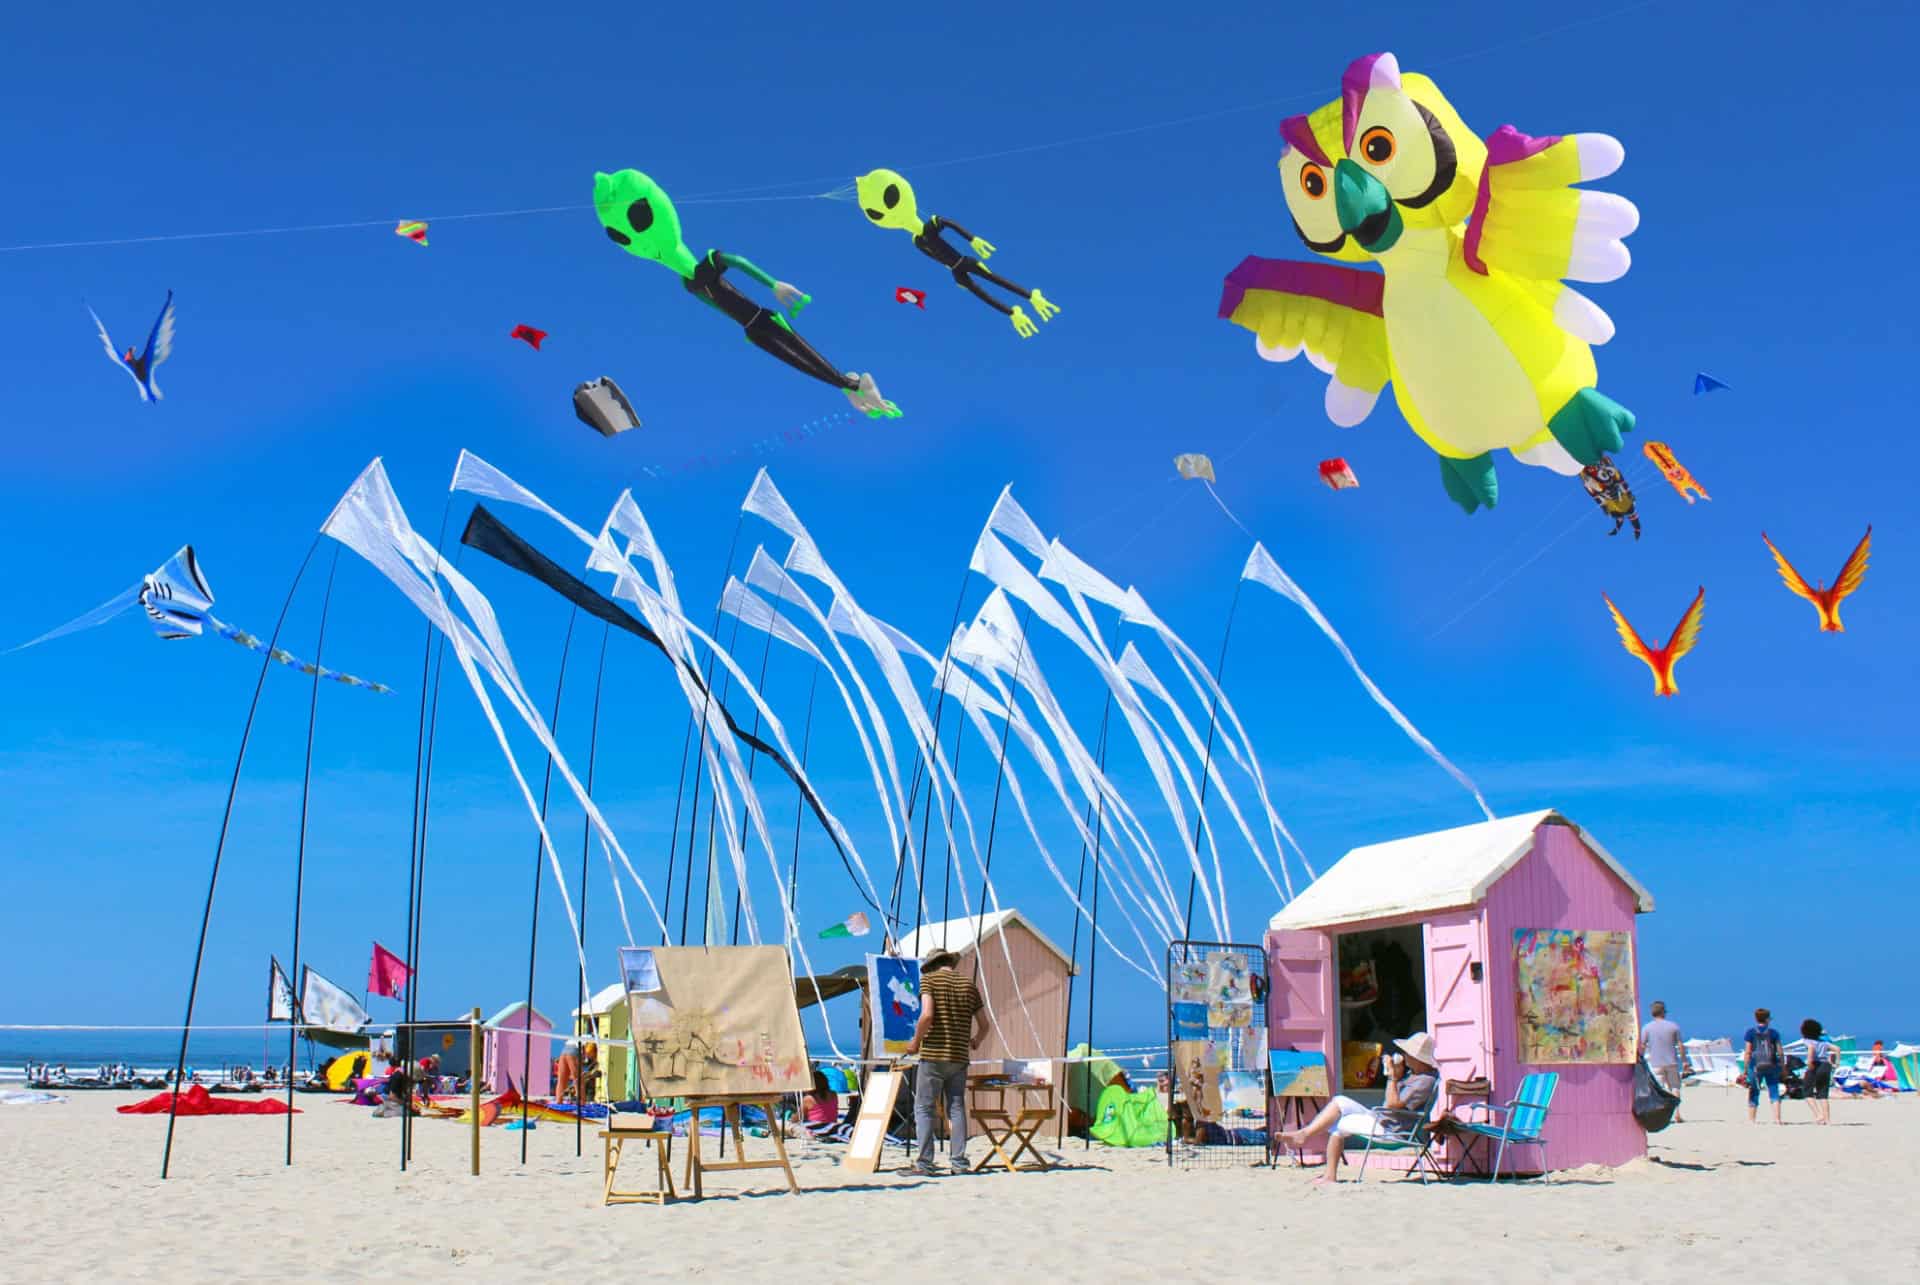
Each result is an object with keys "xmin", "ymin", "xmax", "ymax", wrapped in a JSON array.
[{"xmin": 469, "ymin": 1006, "xmax": 482, "ymax": 1176}]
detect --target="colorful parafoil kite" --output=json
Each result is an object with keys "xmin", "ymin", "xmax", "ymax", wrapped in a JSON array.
[
  {"xmin": 593, "ymin": 169, "xmax": 899, "ymax": 418},
  {"xmin": 1762, "ymin": 527, "xmax": 1871, "ymax": 632},
  {"xmin": 1319, "ymin": 457, "xmax": 1359, "ymax": 489},
  {"xmin": 394, "ymin": 220, "xmax": 428, "ymax": 246},
  {"xmin": 1218, "ymin": 51, "xmax": 1640, "ymax": 514},
  {"xmin": 88, "ymin": 290, "xmax": 176, "ymax": 403},
  {"xmin": 510, "ymin": 324, "xmax": 547, "ymax": 350},
  {"xmin": 1603, "ymin": 587, "xmax": 1703, "ymax": 697},
  {"xmin": 1580, "ymin": 454, "xmax": 1639, "ymax": 538},
  {"xmin": 855, "ymin": 168, "xmax": 1059, "ymax": 338},
  {"xmin": 894, "ymin": 286, "xmax": 926, "ymax": 309},
  {"xmin": 1643, "ymin": 441, "xmax": 1708, "ymax": 503}
]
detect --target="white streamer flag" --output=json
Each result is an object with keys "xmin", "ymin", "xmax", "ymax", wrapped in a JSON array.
[
  {"xmin": 1241, "ymin": 543, "xmax": 1494, "ymax": 820},
  {"xmin": 300, "ymin": 966, "xmax": 367, "ymax": 1035}
]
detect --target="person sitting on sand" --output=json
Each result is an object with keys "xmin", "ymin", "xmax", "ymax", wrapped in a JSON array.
[
  {"xmin": 799, "ymin": 1069, "xmax": 840, "ymax": 1137},
  {"xmin": 1276, "ymin": 1032, "xmax": 1440, "ymax": 1186}
]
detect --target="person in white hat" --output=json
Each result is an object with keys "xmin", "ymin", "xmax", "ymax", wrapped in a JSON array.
[{"xmin": 1276, "ymin": 1032, "xmax": 1441, "ymax": 1185}]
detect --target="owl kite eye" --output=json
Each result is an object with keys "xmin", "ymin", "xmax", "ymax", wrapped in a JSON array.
[
  {"xmin": 1299, "ymin": 163, "xmax": 1328, "ymax": 199},
  {"xmin": 1360, "ymin": 127, "xmax": 1396, "ymax": 165}
]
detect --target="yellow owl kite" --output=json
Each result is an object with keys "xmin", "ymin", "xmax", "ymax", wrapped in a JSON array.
[{"xmin": 1218, "ymin": 52, "xmax": 1641, "ymax": 513}]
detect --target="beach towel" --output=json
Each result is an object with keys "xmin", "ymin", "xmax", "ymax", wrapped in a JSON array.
[
  {"xmin": 1, "ymin": 1091, "xmax": 67, "ymax": 1106},
  {"xmin": 1089, "ymin": 1083, "xmax": 1169, "ymax": 1147},
  {"xmin": 117, "ymin": 1085, "xmax": 298, "ymax": 1116}
]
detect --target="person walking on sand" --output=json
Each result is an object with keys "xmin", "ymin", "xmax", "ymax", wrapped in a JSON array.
[
  {"xmin": 1800, "ymin": 1019, "xmax": 1837, "ymax": 1125},
  {"xmin": 905, "ymin": 949, "xmax": 988, "ymax": 1176},
  {"xmin": 1638, "ymin": 1000, "xmax": 1688, "ymax": 1122},
  {"xmin": 1743, "ymin": 1007, "xmax": 1785, "ymax": 1124}
]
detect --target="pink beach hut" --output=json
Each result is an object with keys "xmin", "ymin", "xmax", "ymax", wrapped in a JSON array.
[
  {"xmin": 1266, "ymin": 809, "xmax": 1654, "ymax": 1174},
  {"xmin": 483, "ymin": 1001, "xmax": 554, "ymax": 1098}
]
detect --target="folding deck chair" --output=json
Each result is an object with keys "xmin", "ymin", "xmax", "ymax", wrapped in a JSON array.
[
  {"xmin": 1450, "ymin": 1071, "xmax": 1558, "ymax": 1181},
  {"xmin": 1354, "ymin": 1092, "xmax": 1446, "ymax": 1183}
]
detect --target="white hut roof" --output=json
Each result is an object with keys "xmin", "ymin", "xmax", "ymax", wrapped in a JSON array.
[
  {"xmin": 571, "ymin": 982, "xmax": 627, "ymax": 1019},
  {"xmin": 1269, "ymin": 809, "xmax": 1653, "ymax": 932},
  {"xmin": 892, "ymin": 909, "xmax": 1076, "ymax": 972}
]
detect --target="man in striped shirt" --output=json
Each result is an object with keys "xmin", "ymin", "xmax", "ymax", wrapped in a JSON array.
[{"xmin": 906, "ymin": 950, "xmax": 987, "ymax": 1175}]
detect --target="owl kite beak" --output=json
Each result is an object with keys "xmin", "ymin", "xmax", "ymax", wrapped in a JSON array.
[{"xmin": 1334, "ymin": 159, "xmax": 1403, "ymax": 254}]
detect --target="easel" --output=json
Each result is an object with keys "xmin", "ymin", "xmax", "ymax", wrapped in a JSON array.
[
  {"xmin": 1269, "ymin": 1093, "xmax": 1325, "ymax": 1167},
  {"xmin": 680, "ymin": 1094, "xmax": 800, "ymax": 1198}
]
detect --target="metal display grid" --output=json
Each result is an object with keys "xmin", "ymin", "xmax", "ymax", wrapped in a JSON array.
[{"xmin": 1165, "ymin": 939, "xmax": 1269, "ymax": 1170}]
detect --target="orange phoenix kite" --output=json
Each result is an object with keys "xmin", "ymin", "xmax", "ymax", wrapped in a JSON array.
[
  {"xmin": 1762, "ymin": 526, "xmax": 1872, "ymax": 632},
  {"xmin": 1602, "ymin": 587, "xmax": 1704, "ymax": 697},
  {"xmin": 1642, "ymin": 441, "xmax": 1708, "ymax": 503}
]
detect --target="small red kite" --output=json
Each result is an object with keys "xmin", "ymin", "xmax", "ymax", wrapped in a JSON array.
[
  {"xmin": 1602, "ymin": 587, "xmax": 1704, "ymax": 697},
  {"xmin": 1762, "ymin": 526, "xmax": 1871, "ymax": 632},
  {"xmin": 510, "ymin": 324, "xmax": 547, "ymax": 350},
  {"xmin": 1319, "ymin": 457, "xmax": 1358, "ymax": 490},
  {"xmin": 894, "ymin": 287, "xmax": 926, "ymax": 309}
]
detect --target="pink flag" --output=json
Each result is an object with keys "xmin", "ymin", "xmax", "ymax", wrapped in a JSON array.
[{"xmin": 368, "ymin": 941, "xmax": 411, "ymax": 999}]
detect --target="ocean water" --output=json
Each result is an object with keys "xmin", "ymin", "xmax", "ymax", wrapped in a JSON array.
[{"xmin": 0, "ymin": 1031, "xmax": 324, "ymax": 1079}]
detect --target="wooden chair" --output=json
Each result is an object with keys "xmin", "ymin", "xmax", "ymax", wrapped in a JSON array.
[{"xmin": 599, "ymin": 1118, "xmax": 674, "ymax": 1206}]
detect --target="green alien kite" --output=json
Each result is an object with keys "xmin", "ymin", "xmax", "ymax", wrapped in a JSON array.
[
  {"xmin": 855, "ymin": 168, "xmax": 1059, "ymax": 338},
  {"xmin": 594, "ymin": 169, "xmax": 900, "ymax": 418}
]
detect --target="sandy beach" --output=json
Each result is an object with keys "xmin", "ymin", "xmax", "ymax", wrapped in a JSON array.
[{"xmin": 6, "ymin": 1085, "xmax": 1914, "ymax": 1283}]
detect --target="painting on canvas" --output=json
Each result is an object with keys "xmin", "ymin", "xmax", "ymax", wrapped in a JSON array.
[
  {"xmin": 1171, "ymin": 1039, "xmax": 1227, "ymax": 1125},
  {"xmin": 1171, "ymin": 1001, "xmax": 1207, "ymax": 1041},
  {"xmin": 867, "ymin": 954, "xmax": 923, "ymax": 1057},
  {"xmin": 628, "ymin": 945, "xmax": 811, "ymax": 1096},
  {"xmin": 1217, "ymin": 1071, "xmax": 1266, "ymax": 1127},
  {"xmin": 1169, "ymin": 961, "xmax": 1209, "ymax": 1005},
  {"xmin": 1205, "ymin": 952, "xmax": 1255, "ymax": 1028},
  {"xmin": 1514, "ymin": 928, "xmax": 1638, "ymax": 1064},
  {"xmin": 1268, "ymin": 1050, "xmax": 1331, "ymax": 1098}
]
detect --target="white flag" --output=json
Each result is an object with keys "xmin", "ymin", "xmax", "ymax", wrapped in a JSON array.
[
  {"xmin": 300, "ymin": 965, "xmax": 369, "ymax": 1035},
  {"xmin": 268, "ymin": 956, "xmax": 295, "ymax": 1022}
]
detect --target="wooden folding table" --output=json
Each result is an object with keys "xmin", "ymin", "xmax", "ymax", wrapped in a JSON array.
[
  {"xmin": 599, "ymin": 1118, "xmax": 675, "ymax": 1206},
  {"xmin": 967, "ymin": 1077, "xmax": 1054, "ymax": 1173}
]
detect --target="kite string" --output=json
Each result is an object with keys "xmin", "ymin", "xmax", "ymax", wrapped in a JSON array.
[{"xmin": 0, "ymin": 0, "xmax": 1661, "ymax": 255}]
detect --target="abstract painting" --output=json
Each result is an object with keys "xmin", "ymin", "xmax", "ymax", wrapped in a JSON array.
[
  {"xmin": 867, "ymin": 954, "xmax": 923, "ymax": 1057},
  {"xmin": 628, "ymin": 945, "xmax": 811, "ymax": 1096},
  {"xmin": 1514, "ymin": 928, "xmax": 1638, "ymax": 1064}
]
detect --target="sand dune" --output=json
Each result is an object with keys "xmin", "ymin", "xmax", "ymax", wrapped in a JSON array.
[{"xmin": 6, "ymin": 1085, "xmax": 1916, "ymax": 1282}]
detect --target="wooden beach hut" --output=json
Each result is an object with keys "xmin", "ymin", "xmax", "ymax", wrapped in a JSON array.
[
  {"xmin": 573, "ymin": 982, "xmax": 635, "ymax": 1104},
  {"xmin": 483, "ymin": 1001, "xmax": 554, "ymax": 1097},
  {"xmin": 1265, "ymin": 809, "xmax": 1654, "ymax": 1173},
  {"xmin": 894, "ymin": 909, "xmax": 1079, "ymax": 1140}
]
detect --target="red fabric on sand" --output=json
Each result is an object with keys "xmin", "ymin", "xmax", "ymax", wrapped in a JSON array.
[{"xmin": 117, "ymin": 1084, "xmax": 299, "ymax": 1116}]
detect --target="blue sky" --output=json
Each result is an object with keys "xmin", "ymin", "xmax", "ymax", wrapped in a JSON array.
[{"xmin": 2, "ymin": 1, "xmax": 1915, "ymax": 1056}]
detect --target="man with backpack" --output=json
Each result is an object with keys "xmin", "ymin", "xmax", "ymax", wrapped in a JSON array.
[{"xmin": 1743, "ymin": 1007, "xmax": 1786, "ymax": 1124}]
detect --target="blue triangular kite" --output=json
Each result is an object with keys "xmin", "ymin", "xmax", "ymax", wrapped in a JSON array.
[{"xmin": 1693, "ymin": 372, "xmax": 1730, "ymax": 395}]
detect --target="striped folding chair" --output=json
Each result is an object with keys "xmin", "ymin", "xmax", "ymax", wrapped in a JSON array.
[{"xmin": 1450, "ymin": 1072, "xmax": 1558, "ymax": 1182}]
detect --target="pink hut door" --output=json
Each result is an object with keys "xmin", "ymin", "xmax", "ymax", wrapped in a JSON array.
[
  {"xmin": 1423, "ymin": 911, "xmax": 1493, "ymax": 1087},
  {"xmin": 1266, "ymin": 930, "xmax": 1335, "ymax": 1073}
]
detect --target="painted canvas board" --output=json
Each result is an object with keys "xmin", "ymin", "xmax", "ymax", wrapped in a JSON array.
[
  {"xmin": 1172, "ymin": 1039, "xmax": 1227, "ymax": 1125},
  {"xmin": 626, "ymin": 945, "xmax": 811, "ymax": 1096},
  {"xmin": 867, "ymin": 954, "xmax": 923, "ymax": 1058},
  {"xmin": 1169, "ymin": 961, "xmax": 1209, "ymax": 1005},
  {"xmin": 1206, "ymin": 953, "xmax": 1255, "ymax": 1028},
  {"xmin": 1513, "ymin": 929, "xmax": 1638, "ymax": 1065},
  {"xmin": 1268, "ymin": 1050, "xmax": 1332, "ymax": 1098},
  {"xmin": 1218, "ymin": 1071, "xmax": 1265, "ymax": 1127},
  {"xmin": 1171, "ymin": 1001, "xmax": 1207, "ymax": 1040}
]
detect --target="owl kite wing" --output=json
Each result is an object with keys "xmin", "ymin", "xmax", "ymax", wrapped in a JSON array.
[
  {"xmin": 1762, "ymin": 533, "xmax": 1822, "ymax": 606},
  {"xmin": 1829, "ymin": 526, "xmax": 1872, "ymax": 603},
  {"xmin": 1219, "ymin": 257, "xmax": 1390, "ymax": 427},
  {"xmin": 1462, "ymin": 126, "xmax": 1640, "ymax": 295},
  {"xmin": 1662, "ymin": 587, "xmax": 1706, "ymax": 664}
]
